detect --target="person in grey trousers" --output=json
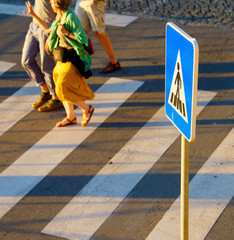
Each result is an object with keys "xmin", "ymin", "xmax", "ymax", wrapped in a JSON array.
[{"xmin": 22, "ymin": 0, "xmax": 63, "ymax": 112}]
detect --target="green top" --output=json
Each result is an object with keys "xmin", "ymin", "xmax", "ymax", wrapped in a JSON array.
[{"xmin": 49, "ymin": 9, "xmax": 91, "ymax": 72}]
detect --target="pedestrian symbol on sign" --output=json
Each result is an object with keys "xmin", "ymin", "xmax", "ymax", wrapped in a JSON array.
[{"xmin": 168, "ymin": 50, "xmax": 188, "ymax": 123}]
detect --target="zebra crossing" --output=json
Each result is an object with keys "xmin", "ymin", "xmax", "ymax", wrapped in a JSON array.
[
  {"xmin": 0, "ymin": 60, "xmax": 233, "ymax": 239},
  {"xmin": 0, "ymin": 75, "xmax": 143, "ymax": 218},
  {"xmin": 1, "ymin": 4, "xmax": 234, "ymax": 239},
  {"xmin": 41, "ymin": 92, "xmax": 216, "ymax": 240}
]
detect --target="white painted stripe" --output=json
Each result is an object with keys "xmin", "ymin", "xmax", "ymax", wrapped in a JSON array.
[
  {"xmin": 0, "ymin": 78, "xmax": 143, "ymax": 219},
  {"xmin": 146, "ymin": 130, "xmax": 234, "ymax": 240},
  {"xmin": 105, "ymin": 13, "xmax": 138, "ymax": 27},
  {"xmin": 0, "ymin": 4, "xmax": 138, "ymax": 26},
  {"xmin": 0, "ymin": 4, "xmax": 28, "ymax": 17},
  {"xmin": 0, "ymin": 81, "xmax": 40, "ymax": 137},
  {"xmin": 0, "ymin": 60, "xmax": 40, "ymax": 137},
  {"xmin": 0, "ymin": 60, "xmax": 15, "ymax": 76},
  {"xmin": 42, "ymin": 91, "xmax": 216, "ymax": 240}
]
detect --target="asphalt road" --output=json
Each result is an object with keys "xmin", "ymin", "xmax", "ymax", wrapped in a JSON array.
[{"xmin": 0, "ymin": 5, "xmax": 234, "ymax": 240}]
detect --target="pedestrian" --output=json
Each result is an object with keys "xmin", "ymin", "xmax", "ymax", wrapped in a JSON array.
[
  {"xmin": 22, "ymin": 0, "xmax": 63, "ymax": 112},
  {"xmin": 24, "ymin": 0, "xmax": 95, "ymax": 127},
  {"xmin": 75, "ymin": 0, "xmax": 121, "ymax": 74}
]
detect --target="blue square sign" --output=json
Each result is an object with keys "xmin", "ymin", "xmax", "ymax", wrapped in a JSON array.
[{"xmin": 165, "ymin": 22, "xmax": 199, "ymax": 142}]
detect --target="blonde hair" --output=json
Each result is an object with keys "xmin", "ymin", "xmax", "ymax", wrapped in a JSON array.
[{"xmin": 52, "ymin": 0, "xmax": 71, "ymax": 10}]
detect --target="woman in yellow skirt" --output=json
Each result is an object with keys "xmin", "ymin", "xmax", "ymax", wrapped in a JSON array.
[
  {"xmin": 53, "ymin": 61, "xmax": 95, "ymax": 127},
  {"xmin": 24, "ymin": 0, "xmax": 95, "ymax": 127}
]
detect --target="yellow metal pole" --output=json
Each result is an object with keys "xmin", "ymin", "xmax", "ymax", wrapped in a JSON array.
[{"xmin": 181, "ymin": 135, "xmax": 189, "ymax": 240}]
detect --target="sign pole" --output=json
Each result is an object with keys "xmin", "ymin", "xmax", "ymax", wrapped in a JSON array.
[
  {"xmin": 165, "ymin": 22, "xmax": 198, "ymax": 240},
  {"xmin": 181, "ymin": 134, "xmax": 189, "ymax": 240}
]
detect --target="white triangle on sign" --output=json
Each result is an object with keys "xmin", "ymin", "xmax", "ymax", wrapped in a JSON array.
[{"xmin": 168, "ymin": 50, "xmax": 188, "ymax": 123}]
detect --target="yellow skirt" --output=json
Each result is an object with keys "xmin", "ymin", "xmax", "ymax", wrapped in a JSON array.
[{"xmin": 53, "ymin": 61, "xmax": 95, "ymax": 103}]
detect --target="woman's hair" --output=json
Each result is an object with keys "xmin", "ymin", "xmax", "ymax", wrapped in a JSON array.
[{"xmin": 52, "ymin": 0, "xmax": 71, "ymax": 10}]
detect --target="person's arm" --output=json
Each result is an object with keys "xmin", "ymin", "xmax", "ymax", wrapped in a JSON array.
[
  {"xmin": 45, "ymin": 35, "xmax": 51, "ymax": 52},
  {"xmin": 57, "ymin": 23, "xmax": 76, "ymax": 40},
  {"xmin": 23, "ymin": 1, "xmax": 51, "ymax": 34},
  {"xmin": 57, "ymin": 11, "xmax": 88, "ymax": 45}
]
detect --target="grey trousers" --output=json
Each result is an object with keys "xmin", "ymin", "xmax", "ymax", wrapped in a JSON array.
[{"xmin": 21, "ymin": 22, "xmax": 56, "ymax": 95}]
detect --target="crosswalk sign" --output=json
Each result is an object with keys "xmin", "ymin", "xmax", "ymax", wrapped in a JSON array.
[{"xmin": 165, "ymin": 22, "xmax": 199, "ymax": 142}]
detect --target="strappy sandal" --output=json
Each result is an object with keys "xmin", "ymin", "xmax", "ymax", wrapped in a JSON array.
[
  {"xmin": 56, "ymin": 117, "xmax": 77, "ymax": 127},
  {"xmin": 81, "ymin": 105, "xmax": 94, "ymax": 127},
  {"xmin": 100, "ymin": 61, "xmax": 121, "ymax": 74}
]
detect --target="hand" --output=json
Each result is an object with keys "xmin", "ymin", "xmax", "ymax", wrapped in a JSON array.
[
  {"xmin": 45, "ymin": 36, "xmax": 50, "ymax": 52},
  {"xmin": 57, "ymin": 23, "xmax": 68, "ymax": 36},
  {"xmin": 23, "ymin": 1, "xmax": 35, "ymax": 17}
]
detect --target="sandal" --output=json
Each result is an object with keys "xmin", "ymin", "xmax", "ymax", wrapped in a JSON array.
[
  {"xmin": 56, "ymin": 117, "xmax": 77, "ymax": 127},
  {"xmin": 100, "ymin": 61, "xmax": 121, "ymax": 74},
  {"xmin": 81, "ymin": 105, "xmax": 94, "ymax": 127}
]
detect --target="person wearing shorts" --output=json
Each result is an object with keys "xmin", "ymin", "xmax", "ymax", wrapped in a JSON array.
[{"xmin": 75, "ymin": 0, "xmax": 121, "ymax": 74}]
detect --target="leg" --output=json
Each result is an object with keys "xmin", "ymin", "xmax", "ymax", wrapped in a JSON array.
[
  {"xmin": 94, "ymin": 31, "xmax": 117, "ymax": 64},
  {"xmin": 56, "ymin": 101, "xmax": 77, "ymax": 127},
  {"xmin": 22, "ymin": 22, "xmax": 53, "ymax": 108},
  {"xmin": 74, "ymin": 100, "xmax": 89, "ymax": 113},
  {"xmin": 74, "ymin": 100, "xmax": 94, "ymax": 127},
  {"xmin": 21, "ymin": 22, "xmax": 46, "ymax": 88},
  {"xmin": 38, "ymin": 27, "xmax": 56, "ymax": 98},
  {"xmin": 76, "ymin": 0, "xmax": 120, "ymax": 73},
  {"xmin": 37, "ymin": 29, "xmax": 63, "ymax": 112},
  {"xmin": 63, "ymin": 101, "xmax": 76, "ymax": 120},
  {"xmin": 40, "ymin": 83, "xmax": 50, "ymax": 93},
  {"xmin": 56, "ymin": 100, "xmax": 94, "ymax": 127},
  {"xmin": 95, "ymin": 32, "xmax": 121, "ymax": 73},
  {"xmin": 86, "ymin": 0, "xmax": 117, "ymax": 63}
]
